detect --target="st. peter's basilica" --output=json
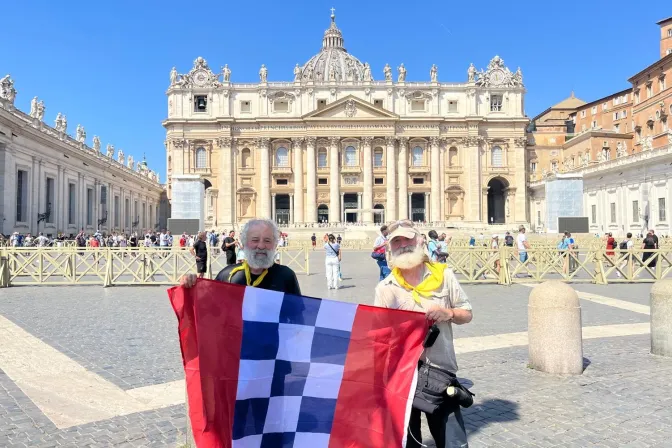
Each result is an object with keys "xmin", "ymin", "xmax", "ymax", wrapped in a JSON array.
[{"xmin": 163, "ymin": 11, "xmax": 529, "ymax": 229}]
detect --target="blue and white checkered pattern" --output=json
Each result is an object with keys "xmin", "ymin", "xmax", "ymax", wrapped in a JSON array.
[{"xmin": 233, "ymin": 287, "xmax": 358, "ymax": 448}]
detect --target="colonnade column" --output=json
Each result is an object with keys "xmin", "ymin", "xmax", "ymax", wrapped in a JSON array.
[
  {"xmin": 430, "ymin": 136, "xmax": 441, "ymax": 223},
  {"xmin": 398, "ymin": 137, "xmax": 408, "ymax": 220},
  {"xmin": 292, "ymin": 138, "xmax": 304, "ymax": 223},
  {"xmin": 217, "ymin": 137, "xmax": 233, "ymax": 228},
  {"xmin": 340, "ymin": 192, "xmax": 345, "ymax": 222},
  {"xmin": 258, "ymin": 137, "xmax": 271, "ymax": 218},
  {"xmin": 289, "ymin": 194, "xmax": 294, "ymax": 224},
  {"xmin": 362, "ymin": 137, "xmax": 373, "ymax": 224},
  {"xmin": 329, "ymin": 137, "xmax": 340, "ymax": 223},
  {"xmin": 271, "ymin": 193, "xmax": 276, "ymax": 222},
  {"xmin": 385, "ymin": 136, "xmax": 397, "ymax": 222},
  {"xmin": 439, "ymin": 142, "xmax": 446, "ymax": 224},
  {"xmin": 306, "ymin": 137, "xmax": 317, "ymax": 223},
  {"xmin": 357, "ymin": 192, "xmax": 362, "ymax": 223}
]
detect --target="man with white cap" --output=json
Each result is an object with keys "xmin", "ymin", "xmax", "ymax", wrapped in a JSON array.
[{"xmin": 373, "ymin": 219, "xmax": 472, "ymax": 447}]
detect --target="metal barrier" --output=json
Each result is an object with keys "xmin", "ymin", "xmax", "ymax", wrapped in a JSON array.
[{"xmin": 1, "ymin": 246, "xmax": 669, "ymax": 287}]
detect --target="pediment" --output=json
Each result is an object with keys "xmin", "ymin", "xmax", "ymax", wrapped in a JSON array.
[{"xmin": 303, "ymin": 95, "xmax": 399, "ymax": 120}]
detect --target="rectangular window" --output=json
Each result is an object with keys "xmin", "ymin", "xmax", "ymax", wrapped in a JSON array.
[
  {"xmin": 46, "ymin": 177, "xmax": 55, "ymax": 223},
  {"xmin": 581, "ymin": 110, "xmax": 586, "ymax": 118},
  {"xmin": 373, "ymin": 150, "xmax": 384, "ymax": 168},
  {"xmin": 411, "ymin": 100, "xmax": 425, "ymax": 111},
  {"xmin": 148, "ymin": 204, "xmax": 153, "ymax": 228},
  {"xmin": 374, "ymin": 177, "xmax": 384, "ymax": 185},
  {"xmin": 16, "ymin": 170, "xmax": 28, "ymax": 222},
  {"xmin": 647, "ymin": 84, "xmax": 652, "ymax": 98},
  {"xmin": 240, "ymin": 101, "xmax": 251, "ymax": 113},
  {"xmin": 602, "ymin": 102, "xmax": 608, "ymax": 110},
  {"xmin": 613, "ymin": 124, "xmax": 620, "ymax": 132},
  {"xmin": 317, "ymin": 99, "xmax": 327, "ymax": 110},
  {"xmin": 276, "ymin": 178, "xmax": 288, "ymax": 185},
  {"xmin": 448, "ymin": 101, "xmax": 457, "ymax": 112},
  {"xmin": 86, "ymin": 188, "xmax": 93, "ymax": 226},
  {"xmin": 635, "ymin": 91, "xmax": 640, "ymax": 104},
  {"xmin": 274, "ymin": 100, "xmax": 288, "ymax": 112},
  {"xmin": 134, "ymin": 200, "xmax": 138, "ymax": 225},
  {"xmin": 412, "ymin": 178, "xmax": 424, "ymax": 185},
  {"xmin": 68, "ymin": 183, "xmax": 76, "ymax": 225},
  {"xmin": 194, "ymin": 95, "xmax": 207, "ymax": 112},
  {"xmin": 100, "ymin": 186, "xmax": 107, "ymax": 221},
  {"xmin": 373, "ymin": 99, "xmax": 383, "ymax": 108},
  {"xmin": 659, "ymin": 198, "xmax": 666, "ymax": 222},
  {"xmin": 142, "ymin": 203, "xmax": 146, "ymax": 228},
  {"xmin": 318, "ymin": 178, "xmax": 328, "ymax": 185},
  {"xmin": 490, "ymin": 95, "xmax": 502, "ymax": 112},
  {"xmin": 530, "ymin": 162, "xmax": 537, "ymax": 173},
  {"xmin": 632, "ymin": 200, "xmax": 639, "ymax": 222},
  {"xmin": 591, "ymin": 106, "xmax": 597, "ymax": 115},
  {"xmin": 591, "ymin": 120, "xmax": 597, "ymax": 128},
  {"xmin": 537, "ymin": 210, "xmax": 541, "ymax": 226},
  {"xmin": 591, "ymin": 205, "xmax": 596, "ymax": 224},
  {"xmin": 317, "ymin": 150, "xmax": 327, "ymax": 168},
  {"xmin": 114, "ymin": 196, "xmax": 120, "ymax": 228},
  {"xmin": 613, "ymin": 112, "xmax": 618, "ymax": 120},
  {"xmin": 125, "ymin": 198, "xmax": 130, "ymax": 228},
  {"xmin": 668, "ymin": 29, "xmax": 672, "ymax": 37},
  {"xmin": 610, "ymin": 202, "xmax": 616, "ymax": 223}
]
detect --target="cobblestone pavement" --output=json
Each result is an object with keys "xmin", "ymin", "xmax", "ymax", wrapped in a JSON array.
[{"xmin": 0, "ymin": 251, "xmax": 670, "ymax": 447}]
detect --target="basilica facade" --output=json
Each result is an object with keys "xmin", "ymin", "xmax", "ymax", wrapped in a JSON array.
[{"xmin": 164, "ymin": 12, "xmax": 529, "ymax": 229}]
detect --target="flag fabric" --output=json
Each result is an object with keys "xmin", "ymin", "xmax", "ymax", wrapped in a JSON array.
[{"xmin": 169, "ymin": 279, "xmax": 428, "ymax": 448}]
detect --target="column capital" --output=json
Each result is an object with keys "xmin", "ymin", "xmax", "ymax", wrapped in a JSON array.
[
  {"xmin": 362, "ymin": 136, "xmax": 374, "ymax": 145},
  {"xmin": 289, "ymin": 193, "xmax": 294, "ymax": 197},
  {"xmin": 357, "ymin": 191, "xmax": 362, "ymax": 196},
  {"xmin": 216, "ymin": 137, "xmax": 232, "ymax": 147},
  {"xmin": 429, "ymin": 136, "xmax": 440, "ymax": 147},
  {"xmin": 255, "ymin": 137, "xmax": 270, "ymax": 147},
  {"xmin": 398, "ymin": 136, "xmax": 409, "ymax": 147},
  {"xmin": 385, "ymin": 136, "xmax": 396, "ymax": 146},
  {"xmin": 306, "ymin": 136, "xmax": 317, "ymax": 146},
  {"xmin": 271, "ymin": 192, "xmax": 276, "ymax": 197},
  {"xmin": 291, "ymin": 137, "xmax": 304, "ymax": 148},
  {"xmin": 328, "ymin": 136, "xmax": 340, "ymax": 146}
]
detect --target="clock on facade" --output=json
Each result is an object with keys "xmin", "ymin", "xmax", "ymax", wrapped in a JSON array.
[{"xmin": 490, "ymin": 69, "xmax": 504, "ymax": 86}]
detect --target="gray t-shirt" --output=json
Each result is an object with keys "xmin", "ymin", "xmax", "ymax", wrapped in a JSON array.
[{"xmin": 324, "ymin": 242, "xmax": 340, "ymax": 258}]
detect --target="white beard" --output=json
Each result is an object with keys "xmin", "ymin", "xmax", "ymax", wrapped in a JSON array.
[
  {"xmin": 246, "ymin": 249, "xmax": 276, "ymax": 270},
  {"xmin": 390, "ymin": 243, "xmax": 426, "ymax": 270}
]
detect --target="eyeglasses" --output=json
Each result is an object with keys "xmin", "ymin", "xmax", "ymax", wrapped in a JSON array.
[{"xmin": 387, "ymin": 219, "xmax": 414, "ymax": 232}]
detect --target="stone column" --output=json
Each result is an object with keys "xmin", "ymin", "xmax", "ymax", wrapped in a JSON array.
[
  {"xmin": 439, "ymin": 143, "xmax": 446, "ymax": 224},
  {"xmin": 289, "ymin": 194, "xmax": 294, "ymax": 224},
  {"xmin": 408, "ymin": 193, "xmax": 412, "ymax": 220},
  {"xmin": 357, "ymin": 192, "xmax": 362, "ymax": 223},
  {"xmin": 306, "ymin": 137, "xmax": 317, "ymax": 223},
  {"xmin": 651, "ymin": 279, "xmax": 672, "ymax": 357},
  {"xmin": 292, "ymin": 138, "xmax": 304, "ymax": 223},
  {"xmin": 340, "ymin": 192, "xmax": 345, "ymax": 222},
  {"xmin": 271, "ymin": 193, "xmax": 276, "ymax": 222},
  {"xmin": 217, "ymin": 137, "xmax": 233, "ymax": 228},
  {"xmin": 362, "ymin": 137, "xmax": 374, "ymax": 224},
  {"xmin": 386, "ymin": 136, "xmax": 397, "ymax": 222},
  {"xmin": 258, "ymin": 137, "xmax": 271, "ymax": 218},
  {"xmin": 424, "ymin": 192, "xmax": 430, "ymax": 223},
  {"xmin": 329, "ymin": 137, "xmax": 340, "ymax": 223},
  {"xmin": 430, "ymin": 136, "xmax": 441, "ymax": 223},
  {"xmin": 528, "ymin": 281, "xmax": 583, "ymax": 375},
  {"xmin": 398, "ymin": 137, "xmax": 409, "ymax": 220}
]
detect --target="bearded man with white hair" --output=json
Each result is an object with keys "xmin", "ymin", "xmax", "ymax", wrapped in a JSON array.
[
  {"xmin": 374, "ymin": 219, "xmax": 472, "ymax": 448},
  {"xmin": 180, "ymin": 219, "xmax": 301, "ymax": 295}
]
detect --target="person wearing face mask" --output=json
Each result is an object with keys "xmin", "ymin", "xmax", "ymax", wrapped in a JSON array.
[{"xmin": 180, "ymin": 219, "xmax": 301, "ymax": 295}]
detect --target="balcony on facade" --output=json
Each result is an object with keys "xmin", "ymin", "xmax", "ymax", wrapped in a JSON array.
[
  {"xmin": 238, "ymin": 166, "xmax": 256, "ymax": 175},
  {"xmin": 341, "ymin": 165, "xmax": 362, "ymax": 174},
  {"xmin": 409, "ymin": 165, "xmax": 430, "ymax": 174},
  {"xmin": 445, "ymin": 165, "xmax": 463, "ymax": 173}
]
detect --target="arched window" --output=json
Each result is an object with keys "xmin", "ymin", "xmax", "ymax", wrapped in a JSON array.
[
  {"xmin": 241, "ymin": 148, "xmax": 251, "ymax": 168},
  {"xmin": 345, "ymin": 146, "xmax": 357, "ymax": 167},
  {"xmin": 373, "ymin": 148, "xmax": 384, "ymax": 167},
  {"xmin": 448, "ymin": 147, "xmax": 458, "ymax": 167},
  {"xmin": 275, "ymin": 147, "xmax": 289, "ymax": 167},
  {"xmin": 195, "ymin": 147, "xmax": 207, "ymax": 169},
  {"xmin": 412, "ymin": 146, "xmax": 424, "ymax": 167},
  {"xmin": 317, "ymin": 148, "xmax": 328, "ymax": 168},
  {"xmin": 491, "ymin": 146, "xmax": 503, "ymax": 167}
]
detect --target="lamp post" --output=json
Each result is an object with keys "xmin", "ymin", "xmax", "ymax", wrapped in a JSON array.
[
  {"xmin": 97, "ymin": 210, "xmax": 108, "ymax": 228},
  {"xmin": 37, "ymin": 202, "xmax": 52, "ymax": 234}
]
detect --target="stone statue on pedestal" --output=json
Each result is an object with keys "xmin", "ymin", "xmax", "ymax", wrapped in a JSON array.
[
  {"xmin": 106, "ymin": 143, "xmax": 114, "ymax": 158},
  {"xmin": 222, "ymin": 64, "xmax": 231, "ymax": 82},
  {"xmin": 383, "ymin": 64, "xmax": 392, "ymax": 81},
  {"xmin": 93, "ymin": 136, "xmax": 101, "ymax": 152},
  {"xmin": 293, "ymin": 64, "xmax": 301, "ymax": 82},
  {"xmin": 259, "ymin": 64, "xmax": 268, "ymax": 82},
  {"xmin": 0, "ymin": 75, "xmax": 17, "ymax": 104},
  {"xmin": 118, "ymin": 149, "xmax": 125, "ymax": 164},
  {"xmin": 170, "ymin": 67, "xmax": 178, "ymax": 86},
  {"xmin": 36, "ymin": 100, "xmax": 45, "ymax": 121},
  {"xmin": 76, "ymin": 124, "xmax": 86, "ymax": 143},
  {"xmin": 127, "ymin": 155, "xmax": 134, "ymax": 169},
  {"xmin": 430, "ymin": 64, "xmax": 438, "ymax": 82},
  {"xmin": 397, "ymin": 63, "xmax": 407, "ymax": 82},
  {"xmin": 30, "ymin": 97, "xmax": 38, "ymax": 118},
  {"xmin": 363, "ymin": 63, "xmax": 372, "ymax": 82},
  {"xmin": 468, "ymin": 63, "xmax": 477, "ymax": 82}
]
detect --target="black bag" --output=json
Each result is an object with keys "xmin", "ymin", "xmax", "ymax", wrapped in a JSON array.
[
  {"xmin": 412, "ymin": 362, "xmax": 475, "ymax": 414},
  {"xmin": 619, "ymin": 241, "xmax": 628, "ymax": 250}
]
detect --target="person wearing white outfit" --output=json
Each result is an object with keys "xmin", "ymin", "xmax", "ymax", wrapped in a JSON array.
[{"xmin": 324, "ymin": 234, "xmax": 341, "ymax": 290}]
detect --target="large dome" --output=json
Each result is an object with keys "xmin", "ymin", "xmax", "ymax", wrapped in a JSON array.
[{"xmin": 300, "ymin": 12, "xmax": 369, "ymax": 82}]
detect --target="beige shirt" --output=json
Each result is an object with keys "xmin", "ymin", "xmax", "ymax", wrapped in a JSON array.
[{"xmin": 374, "ymin": 265, "xmax": 472, "ymax": 373}]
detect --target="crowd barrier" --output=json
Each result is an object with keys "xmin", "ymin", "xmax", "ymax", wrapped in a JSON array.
[
  {"xmin": 1, "ymin": 246, "xmax": 669, "ymax": 287},
  {"xmin": 0, "ymin": 246, "xmax": 310, "ymax": 287}
]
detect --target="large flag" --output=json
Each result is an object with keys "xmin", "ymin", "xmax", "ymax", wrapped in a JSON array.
[{"xmin": 169, "ymin": 280, "xmax": 427, "ymax": 448}]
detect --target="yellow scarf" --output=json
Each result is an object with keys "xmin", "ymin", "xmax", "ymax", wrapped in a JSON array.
[
  {"xmin": 228, "ymin": 261, "xmax": 268, "ymax": 287},
  {"xmin": 391, "ymin": 262, "xmax": 445, "ymax": 304}
]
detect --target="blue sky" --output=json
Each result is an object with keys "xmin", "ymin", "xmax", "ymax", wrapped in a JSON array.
[{"xmin": 1, "ymin": 1, "xmax": 670, "ymax": 178}]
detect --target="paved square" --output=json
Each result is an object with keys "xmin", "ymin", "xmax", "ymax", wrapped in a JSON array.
[{"xmin": 0, "ymin": 251, "xmax": 671, "ymax": 447}]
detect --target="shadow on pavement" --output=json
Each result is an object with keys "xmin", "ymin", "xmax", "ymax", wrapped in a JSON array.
[{"xmin": 463, "ymin": 398, "xmax": 520, "ymax": 437}]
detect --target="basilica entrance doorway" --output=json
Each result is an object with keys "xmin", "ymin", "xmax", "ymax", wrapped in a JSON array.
[
  {"xmin": 410, "ymin": 193, "xmax": 427, "ymax": 223},
  {"xmin": 373, "ymin": 204, "xmax": 385, "ymax": 224},
  {"xmin": 487, "ymin": 177, "xmax": 507, "ymax": 224},
  {"xmin": 317, "ymin": 204, "xmax": 329, "ymax": 223},
  {"xmin": 343, "ymin": 193, "xmax": 358, "ymax": 223},
  {"xmin": 274, "ymin": 194, "xmax": 290, "ymax": 225}
]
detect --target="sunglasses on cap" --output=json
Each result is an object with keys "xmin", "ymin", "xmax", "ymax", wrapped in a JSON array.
[{"xmin": 387, "ymin": 219, "xmax": 414, "ymax": 232}]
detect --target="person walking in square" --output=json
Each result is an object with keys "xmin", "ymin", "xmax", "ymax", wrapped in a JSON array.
[
  {"xmin": 190, "ymin": 232, "xmax": 208, "ymax": 278},
  {"xmin": 324, "ymin": 234, "xmax": 341, "ymax": 290}
]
